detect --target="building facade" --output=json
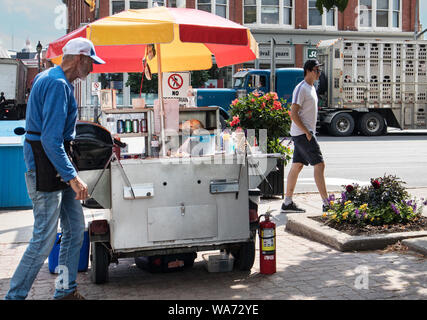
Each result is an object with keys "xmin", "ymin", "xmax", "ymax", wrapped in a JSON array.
[{"xmin": 63, "ymin": 0, "xmax": 420, "ymax": 108}]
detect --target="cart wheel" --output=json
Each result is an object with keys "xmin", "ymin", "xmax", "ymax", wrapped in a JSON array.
[
  {"xmin": 90, "ymin": 242, "xmax": 110, "ymax": 284},
  {"xmin": 230, "ymin": 240, "xmax": 256, "ymax": 271}
]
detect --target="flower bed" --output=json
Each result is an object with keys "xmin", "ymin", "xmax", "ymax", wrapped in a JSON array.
[{"xmin": 322, "ymin": 175, "xmax": 426, "ymax": 228}]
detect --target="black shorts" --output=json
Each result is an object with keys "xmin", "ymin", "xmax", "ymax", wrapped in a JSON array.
[{"xmin": 292, "ymin": 133, "xmax": 324, "ymax": 166}]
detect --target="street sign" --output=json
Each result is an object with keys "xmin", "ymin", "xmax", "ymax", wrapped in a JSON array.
[
  {"xmin": 307, "ymin": 49, "xmax": 318, "ymax": 59},
  {"xmin": 91, "ymin": 82, "xmax": 101, "ymax": 96},
  {"xmin": 162, "ymin": 72, "xmax": 190, "ymax": 107}
]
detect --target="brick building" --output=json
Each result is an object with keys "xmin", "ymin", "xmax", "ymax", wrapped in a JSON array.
[{"xmin": 63, "ymin": 0, "xmax": 421, "ymax": 108}]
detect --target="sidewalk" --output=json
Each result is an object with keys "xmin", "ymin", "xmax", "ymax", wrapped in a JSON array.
[{"xmin": 0, "ymin": 189, "xmax": 426, "ymax": 300}]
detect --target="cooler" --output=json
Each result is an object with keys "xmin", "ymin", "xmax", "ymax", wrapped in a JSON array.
[{"xmin": 48, "ymin": 230, "xmax": 90, "ymax": 273}]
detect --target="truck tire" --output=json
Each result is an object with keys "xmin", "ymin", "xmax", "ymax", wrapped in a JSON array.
[
  {"xmin": 359, "ymin": 112, "xmax": 385, "ymax": 136},
  {"xmin": 90, "ymin": 242, "xmax": 110, "ymax": 284},
  {"xmin": 328, "ymin": 113, "xmax": 355, "ymax": 136}
]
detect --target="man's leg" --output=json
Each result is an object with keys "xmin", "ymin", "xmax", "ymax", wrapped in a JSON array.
[
  {"xmin": 313, "ymin": 161, "xmax": 329, "ymax": 207},
  {"xmin": 281, "ymin": 162, "xmax": 306, "ymax": 213},
  {"xmin": 285, "ymin": 162, "xmax": 304, "ymax": 199},
  {"xmin": 53, "ymin": 187, "xmax": 85, "ymax": 299},
  {"xmin": 5, "ymin": 171, "xmax": 62, "ymax": 300}
]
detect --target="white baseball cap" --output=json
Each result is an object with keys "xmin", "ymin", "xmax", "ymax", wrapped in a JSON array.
[{"xmin": 62, "ymin": 37, "xmax": 105, "ymax": 64}]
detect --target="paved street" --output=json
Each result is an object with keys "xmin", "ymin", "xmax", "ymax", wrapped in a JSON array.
[
  {"xmin": 1, "ymin": 189, "xmax": 426, "ymax": 301},
  {"xmin": 285, "ymin": 132, "xmax": 427, "ymax": 193}
]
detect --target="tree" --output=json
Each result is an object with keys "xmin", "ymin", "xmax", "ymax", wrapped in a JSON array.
[{"xmin": 316, "ymin": 0, "xmax": 349, "ymax": 14}]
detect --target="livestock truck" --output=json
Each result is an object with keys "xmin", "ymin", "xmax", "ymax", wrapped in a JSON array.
[
  {"xmin": 316, "ymin": 38, "xmax": 427, "ymax": 136},
  {"xmin": 0, "ymin": 58, "xmax": 27, "ymax": 120}
]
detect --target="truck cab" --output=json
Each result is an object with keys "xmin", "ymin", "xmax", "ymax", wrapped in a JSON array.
[{"xmin": 194, "ymin": 68, "xmax": 304, "ymax": 124}]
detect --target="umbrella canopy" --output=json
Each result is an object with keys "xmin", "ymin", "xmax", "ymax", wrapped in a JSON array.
[{"xmin": 47, "ymin": 6, "xmax": 258, "ymax": 73}]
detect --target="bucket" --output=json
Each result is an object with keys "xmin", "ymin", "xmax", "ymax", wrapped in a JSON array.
[{"xmin": 48, "ymin": 230, "xmax": 90, "ymax": 274}]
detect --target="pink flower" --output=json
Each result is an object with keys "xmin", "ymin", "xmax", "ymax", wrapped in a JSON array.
[
  {"xmin": 261, "ymin": 102, "xmax": 266, "ymax": 109},
  {"xmin": 232, "ymin": 99, "xmax": 239, "ymax": 106},
  {"xmin": 253, "ymin": 91, "xmax": 260, "ymax": 97},
  {"xmin": 270, "ymin": 92, "xmax": 279, "ymax": 100},
  {"xmin": 251, "ymin": 98, "xmax": 255, "ymax": 103},
  {"xmin": 230, "ymin": 115, "xmax": 240, "ymax": 127},
  {"xmin": 273, "ymin": 100, "xmax": 282, "ymax": 110}
]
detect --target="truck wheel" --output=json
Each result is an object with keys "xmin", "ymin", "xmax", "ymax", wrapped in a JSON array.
[
  {"xmin": 328, "ymin": 113, "xmax": 355, "ymax": 136},
  {"xmin": 90, "ymin": 242, "xmax": 110, "ymax": 284},
  {"xmin": 359, "ymin": 112, "xmax": 385, "ymax": 136}
]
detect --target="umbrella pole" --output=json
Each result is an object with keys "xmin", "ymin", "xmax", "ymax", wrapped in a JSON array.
[{"xmin": 156, "ymin": 43, "xmax": 166, "ymax": 157}]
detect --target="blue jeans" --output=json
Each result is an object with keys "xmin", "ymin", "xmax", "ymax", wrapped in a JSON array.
[{"xmin": 5, "ymin": 171, "xmax": 85, "ymax": 300}]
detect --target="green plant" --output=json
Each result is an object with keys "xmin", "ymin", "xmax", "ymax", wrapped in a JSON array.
[
  {"xmin": 227, "ymin": 91, "xmax": 293, "ymax": 161},
  {"xmin": 323, "ymin": 175, "xmax": 426, "ymax": 226}
]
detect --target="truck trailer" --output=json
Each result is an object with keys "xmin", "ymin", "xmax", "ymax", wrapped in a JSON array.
[
  {"xmin": 316, "ymin": 38, "xmax": 427, "ymax": 136},
  {"xmin": 0, "ymin": 58, "xmax": 27, "ymax": 120}
]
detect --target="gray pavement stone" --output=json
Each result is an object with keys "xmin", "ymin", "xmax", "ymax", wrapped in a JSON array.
[{"xmin": 1, "ymin": 191, "xmax": 426, "ymax": 300}]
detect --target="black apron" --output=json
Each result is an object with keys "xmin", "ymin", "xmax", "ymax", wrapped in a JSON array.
[{"xmin": 26, "ymin": 131, "xmax": 76, "ymax": 192}]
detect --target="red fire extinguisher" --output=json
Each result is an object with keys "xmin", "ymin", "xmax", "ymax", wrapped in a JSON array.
[{"xmin": 258, "ymin": 210, "xmax": 276, "ymax": 275}]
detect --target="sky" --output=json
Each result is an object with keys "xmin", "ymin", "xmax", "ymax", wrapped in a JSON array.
[
  {"xmin": 0, "ymin": 0, "xmax": 66, "ymax": 52},
  {"xmin": 0, "ymin": 0, "xmax": 426, "ymax": 52}
]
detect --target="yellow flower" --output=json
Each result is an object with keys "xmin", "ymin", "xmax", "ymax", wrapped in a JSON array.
[
  {"xmin": 371, "ymin": 218, "xmax": 374, "ymax": 222},
  {"xmin": 344, "ymin": 201, "xmax": 351, "ymax": 206},
  {"xmin": 342, "ymin": 211, "xmax": 349, "ymax": 219},
  {"xmin": 331, "ymin": 214, "xmax": 337, "ymax": 220},
  {"xmin": 322, "ymin": 212, "xmax": 327, "ymax": 218},
  {"xmin": 329, "ymin": 201, "xmax": 334, "ymax": 206}
]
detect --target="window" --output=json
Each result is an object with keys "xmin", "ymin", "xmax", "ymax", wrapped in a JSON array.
[
  {"xmin": 376, "ymin": 0, "xmax": 388, "ymax": 27},
  {"xmin": 261, "ymin": 0, "xmax": 279, "ymax": 24},
  {"xmin": 359, "ymin": 0, "xmax": 401, "ymax": 29},
  {"xmin": 130, "ymin": 1, "xmax": 148, "ymax": 9},
  {"xmin": 243, "ymin": 0, "xmax": 293, "ymax": 26},
  {"xmin": 197, "ymin": 0, "xmax": 228, "ymax": 18},
  {"xmin": 110, "ymin": 0, "xmax": 164, "ymax": 15},
  {"xmin": 283, "ymin": 0, "xmax": 292, "ymax": 25},
  {"xmin": 244, "ymin": 0, "xmax": 256, "ymax": 24},
  {"xmin": 308, "ymin": 0, "xmax": 337, "ymax": 29},
  {"xmin": 168, "ymin": 0, "xmax": 186, "ymax": 7},
  {"xmin": 359, "ymin": 0, "xmax": 372, "ymax": 27},
  {"xmin": 112, "ymin": 1, "xmax": 125, "ymax": 14}
]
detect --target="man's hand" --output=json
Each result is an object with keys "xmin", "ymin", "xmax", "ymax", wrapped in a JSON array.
[
  {"xmin": 69, "ymin": 175, "xmax": 89, "ymax": 200},
  {"xmin": 305, "ymin": 132, "xmax": 313, "ymax": 141}
]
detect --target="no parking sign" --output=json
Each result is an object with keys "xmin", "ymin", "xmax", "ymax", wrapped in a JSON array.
[{"xmin": 162, "ymin": 72, "xmax": 190, "ymax": 106}]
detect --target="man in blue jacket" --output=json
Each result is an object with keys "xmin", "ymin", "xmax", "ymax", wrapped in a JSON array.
[{"xmin": 5, "ymin": 38, "xmax": 105, "ymax": 300}]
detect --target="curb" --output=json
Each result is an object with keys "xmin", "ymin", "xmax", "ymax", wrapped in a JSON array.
[
  {"xmin": 402, "ymin": 237, "xmax": 427, "ymax": 256},
  {"xmin": 285, "ymin": 213, "xmax": 427, "ymax": 252}
]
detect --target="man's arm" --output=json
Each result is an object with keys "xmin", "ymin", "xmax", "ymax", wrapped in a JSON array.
[
  {"xmin": 40, "ymin": 80, "xmax": 88, "ymax": 200},
  {"xmin": 290, "ymin": 103, "xmax": 312, "ymax": 141}
]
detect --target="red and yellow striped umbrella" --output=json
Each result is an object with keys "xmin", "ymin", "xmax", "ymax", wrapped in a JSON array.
[{"xmin": 47, "ymin": 6, "xmax": 258, "ymax": 73}]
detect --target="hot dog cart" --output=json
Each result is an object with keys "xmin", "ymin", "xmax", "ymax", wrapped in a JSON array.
[{"xmin": 75, "ymin": 121, "xmax": 281, "ymax": 283}]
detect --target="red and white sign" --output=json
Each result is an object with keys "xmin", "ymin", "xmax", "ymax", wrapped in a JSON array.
[{"xmin": 162, "ymin": 72, "xmax": 190, "ymax": 107}]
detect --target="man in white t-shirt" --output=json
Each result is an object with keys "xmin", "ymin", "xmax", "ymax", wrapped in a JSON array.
[{"xmin": 281, "ymin": 59, "xmax": 329, "ymax": 213}]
